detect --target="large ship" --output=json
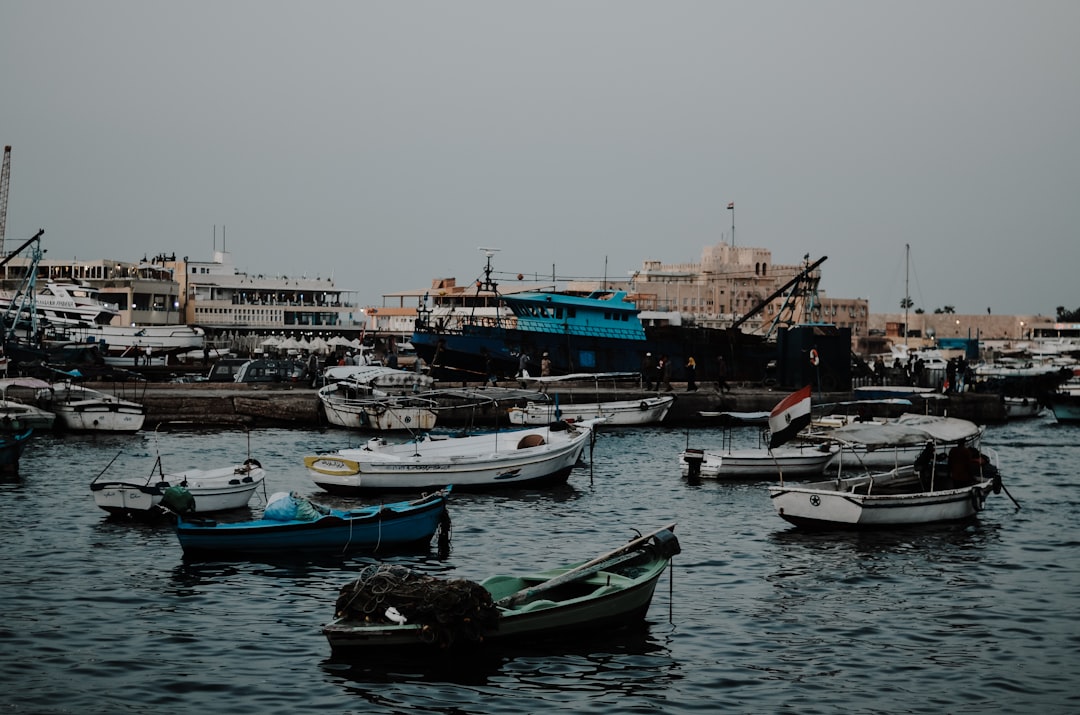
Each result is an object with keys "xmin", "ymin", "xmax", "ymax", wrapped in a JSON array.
[{"xmin": 410, "ymin": 253, "xmax": 781, "ymax": 385}]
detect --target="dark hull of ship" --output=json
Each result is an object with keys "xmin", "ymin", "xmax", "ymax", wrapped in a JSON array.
[{"xmin": 411, "ymin": 325, "xmax": 776, "ymax": 383}]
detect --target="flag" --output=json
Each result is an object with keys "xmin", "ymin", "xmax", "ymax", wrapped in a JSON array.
[
  {"xmin": 768, "ymin": 385, "xmax": 812, "ymax": 449},
  {"xmin": 727, "ymin": 202, "xmax": 735, "ymax": 210}
]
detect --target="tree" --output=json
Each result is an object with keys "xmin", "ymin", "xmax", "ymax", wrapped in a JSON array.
[
  {"xmin": 1057, "ymin": 306, "xmax": 1080, "ymax": 321},
  {"xmin": 900, "ymin": 297, "xmax": 914, "ymax": 310}
]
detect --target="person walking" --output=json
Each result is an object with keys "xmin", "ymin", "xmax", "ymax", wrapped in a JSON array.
[{"xmin": 685, "ymin": 356, "xmax": 698, "ymax": 391}]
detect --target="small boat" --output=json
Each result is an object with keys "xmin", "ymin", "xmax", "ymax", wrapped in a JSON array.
[
  {"xmin": 322, "ymin": 523, "xmax": 679, "ymax": 653},
  {"xmin": 1003, "ymin": 396, "xmax": 1042, "ymax": 420},
  {"xmin": 767, "ymin": 421, "xmax": 1005, "ymax": 529},
  {"xmin": 679, "ymin": 386, "xmax": 836, "ymax": 479},
  {"xmin": 170, "ymin": 488, "xmax": 451, "ymax": 556},
  {"xmin": 90, "ymin": 459, "xmax": 266, "ymax": 518},
  {"xmin": 1046, "ymin": 391, "xmax": 1080, "ymax": 424},
  {"xmin": 0, "ymin": 377, "xmax": 56, "ymax": 431},
  {"xmin": 39, "ymin": 381, "xmax": 145, "ymax": 432},
  {"xmin": 304, "ymin": 419, "xmax": 600, "ymax": 494},
  {"xmin": 508, "ymin": 395, "xmax": 674, "ymax": 427},
  {"xmin": 89, "ymin": 423, "xmax": 267, "ymax": 518},
  {"xmin": 679, "ymin": 442, "xmax": 838, "ymax": 480},
  {"xmin": 0, "ymin": 428, "xmax": 34, "ymax": 475},
  {"xmin": 318, "ymin": 377, "xmax": 439, "ymax": 432}
]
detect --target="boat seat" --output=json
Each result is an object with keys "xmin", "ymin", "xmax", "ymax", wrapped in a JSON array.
[
  {"xmin": 517, "ymin": 434, "xmax": 546, "ymax": 449},
  {"xmin": 515, "ymin": 599, "xmax": 558, "ymax": 613}
]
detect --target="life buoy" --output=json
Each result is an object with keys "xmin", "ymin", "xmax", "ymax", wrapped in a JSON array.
[{"xmin": 809, "ymin": 349, "xmax": 820, "ymax": 366}]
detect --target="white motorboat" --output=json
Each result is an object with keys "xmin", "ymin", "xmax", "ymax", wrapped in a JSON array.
[
  {"xmin": 303, "ymin": 418, "xmax": 600, "ymax": 494},
  {"xmin": 39, "ymin": 382, "xmax": 145, "ymax": 432},
  {"xmin": 0, "ymin": 377, "xmax": 57, "ymax": 430},
  {"xmin": 679, "ymin": 443, "xmax": 838, "ymax": 480},
  {"xmin": 1002, "ymin": 396, "xmax": 1041, "ymax": 419},
  {"xmin": 508, "ymin": 395, "xmax": 674, "ymax": 426},
  {"xmin": 91, "ymin": 458, "xmax": 266, "ymax": 518},
  {"xmin": 0, "ymin": 281, "xmax": 120, "ymax": 328},
  {"xmin": 768, "ymin": 420, "xmax": 1004, "ymax": 529}
]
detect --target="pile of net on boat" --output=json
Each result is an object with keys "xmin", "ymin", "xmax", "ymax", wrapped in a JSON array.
[{"xmin": 334, "ymin": 564, "xmax": 500, "ymax": 648}]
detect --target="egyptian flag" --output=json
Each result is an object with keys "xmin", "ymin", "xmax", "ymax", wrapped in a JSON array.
[{"xmin": 768, "ymin": 385, "xmax": 812, "ymax": 449}]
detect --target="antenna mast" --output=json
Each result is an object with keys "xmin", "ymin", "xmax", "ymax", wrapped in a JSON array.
[{"xmin": 0, "ymin": 146, "xmax": 12, "ymax": 256}]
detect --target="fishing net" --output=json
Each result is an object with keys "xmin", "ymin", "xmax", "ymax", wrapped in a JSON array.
[{"xmin": 334, "ymin": 564, "xmax": 500, "ymax": 648}]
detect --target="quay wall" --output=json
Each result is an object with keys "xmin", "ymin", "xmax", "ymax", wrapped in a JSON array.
[{"xmin": 122, "ymin": 382, "xmax": 1008, "ymax": 428}]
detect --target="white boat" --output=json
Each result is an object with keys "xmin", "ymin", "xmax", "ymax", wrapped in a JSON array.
[
  {"xmin": 318, "ymin": 367, "xmax": 439, "ymax": 431},
  {"xmin": 303, "ymin": 418, "xmax": 600, "ymax": 494},
  {"xmin": 68, "ymin": 323, "xmax": 206, "ymax": 360},
  {"xmin": 0, "ymin": 281, "xmax": 120, "ymax": 328},
  {"xmin": 39, "ymin": 382, "xmax": 145, "ymax": 432},
  {"xmin": 0, "ymin": 377, "xmax": 57, "ymax": 430},
  {"xmin": 1003, "ymin": 396, "xmax": 1042, "ymax": 419},
  {"xmin": 767, "ymin": 420, "xmax": 1003, "ymax": 529},
  {"xmin": 508, "ymin": 395, "xmax": 675, "ymax": 426},
  {"xmin": 679, "ymin": 443, "xmax": 838, "ymax": 480},
  {"xmin": 91, "ymin": 458, "xmax": 266, "ymax": 518}
]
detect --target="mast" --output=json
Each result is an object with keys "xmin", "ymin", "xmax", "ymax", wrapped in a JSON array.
[{"xmin": 904, "ymin": 243, "xmax": 910, "ymax": 347}]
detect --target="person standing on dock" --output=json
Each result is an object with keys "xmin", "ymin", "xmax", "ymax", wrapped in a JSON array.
[
  {"xmin": 642, "ymin": 352, "xmax": 655, "ymax": 390},
  {"xmin": 716, "ymin": 354, "xmax": 731, "ymax": 393},
  {"xmin": 685, "ymin": 356, "xmax": 698, "ymax": 391}
]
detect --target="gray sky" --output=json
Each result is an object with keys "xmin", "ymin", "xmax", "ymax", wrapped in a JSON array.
[{"xmin": 3, "ymin": 1, "xmax": 1078, "ymax": 317}]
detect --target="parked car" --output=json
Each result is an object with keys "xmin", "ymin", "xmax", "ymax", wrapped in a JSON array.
[
  {"xmin": 233, "ymin": 359, "xmax": 307, "ymax": 383},
  {"xmin": 207, "ymin": 358, "xmax": 250, "ymax": 382}
]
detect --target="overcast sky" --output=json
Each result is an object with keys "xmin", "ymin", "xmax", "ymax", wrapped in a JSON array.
[{"xmin": 3, "ymin": 1, "xmax": 1077, "ymax": 317}]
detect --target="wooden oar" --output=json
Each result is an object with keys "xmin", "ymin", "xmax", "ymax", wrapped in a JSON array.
[{"xmin": 496, "ymin": 522, "xmax": 677, "ymax": 607}]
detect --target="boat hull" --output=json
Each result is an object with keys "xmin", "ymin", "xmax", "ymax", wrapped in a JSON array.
[
  {"xmin": 304, "ymin": 422, "xmax": 595, "ymax": 493},
  {"xmin": 768, "ymin": 472, "xmax": 995, "ymax": 528},
  {"xmin": 174, "ymin": 490, "xmax": 448, "ymax": 555},
  {"xmin": 1047, "ymin": 394, "xmax": 1080, "ymax": 424}
]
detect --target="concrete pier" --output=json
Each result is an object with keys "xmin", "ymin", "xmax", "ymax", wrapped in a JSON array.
[{"xmin": 119, "ymin": 381, "xmax": 1008, "ymax": 428}]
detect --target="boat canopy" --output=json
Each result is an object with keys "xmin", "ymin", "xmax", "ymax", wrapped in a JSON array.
[{"xmin": 828, "ymin": 414, "xmax": 982, "ymax": 449}]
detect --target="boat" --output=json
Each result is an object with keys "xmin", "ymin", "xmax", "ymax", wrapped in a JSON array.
[
  {"xmin": 170, "ymin": 487, "xmax": 451, "ymax": 556},
  {"xmin": 38, "ymin": 382, "xmax": 146, "ymax": 432},
  {"xmin": 1003, "ymin": 396, "xmax": 1042, "ymax": 419},
  {"xmin": 90, "ymin": 458, "xmax": 266, "ymax": 518},
  {"xmin": 0, "ymin": 377, "xmax": 56, "ymax": 431},
  {"xmin": 679, "ymin": 442, "xmax": 838, "ymax": 480},
  {"xmin": 322, "ymin": 523, "xmax": 679, "ymax": 653},
  {"xmin": 0, "ymin": 280, "xmax": 120, "ymax": 329},
  {"xmin": 679, "ymin": 385, "xmax": 837, "ymax": 480},
  {"xmin": 508, "ymin": 394, "xmax": 674, "ymax": 427},
  {"xmin": 318, "ymin": 367, "xmax": 439, "ymax": 431},
  {"xmin": 89, "ymin": 422, "xmax": 267, "ymax": 517},
  {"xmin": 1045, "ymin": 386, "xmax": 1080, "ymax": 424},
  {"xmin": 805, "ymin": 412, "xmax": 985, "ymax": 471},
  {"xmin": 303, "ymin": 419, "xmax": 600, "ymax": 494},
  {"xmin": 767, "ymin": 419, "xmax": 1005, "ymax": 529},
  {"xmin": 0, "ymin": 428, "xmax": 34, "ymax": 475},
  {"xmin": 409, "ymin": 251, "xmax": 777, "ymax": 383}
]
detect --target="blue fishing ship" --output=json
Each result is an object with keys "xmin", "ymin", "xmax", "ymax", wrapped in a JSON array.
[{"xmin": 410, "ymin": 253, "xmax": 777, "ymax": 384}]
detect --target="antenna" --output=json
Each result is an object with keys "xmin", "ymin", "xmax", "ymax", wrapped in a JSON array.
[{"xmin": 477, "ymin": 247, "xmax": 500, "ymax": 257}]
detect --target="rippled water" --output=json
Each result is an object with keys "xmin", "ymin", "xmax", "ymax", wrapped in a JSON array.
[{"xmin": 1, "ymin": 414, "xmax": 1077, "ymax": 714}]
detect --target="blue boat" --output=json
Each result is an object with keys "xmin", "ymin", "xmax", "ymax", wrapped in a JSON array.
[
  {"xmin": 0, "ymin": 428, "xmax": 33, "ymax": 475},
  {"xmin": 410, "ymin": 254, "xmax": 775, "ymax": 382},
  {"xmin": 170, "ymin": 487, "xmax": 451, "ymax": 556}
]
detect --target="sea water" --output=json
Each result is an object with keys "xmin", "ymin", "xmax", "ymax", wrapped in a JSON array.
[{"xmin": 1, "ymin": 414, "xmax": 1076, "ymax": 714}]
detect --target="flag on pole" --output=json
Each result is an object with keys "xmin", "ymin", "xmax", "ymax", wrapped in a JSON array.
[
  {"xmin": 768, "ymin": 385, "xmax": 812, "ymax": 449},
  {"xmin": 727, "ymin": 202, "xmax": 735, "ymax": 210}
]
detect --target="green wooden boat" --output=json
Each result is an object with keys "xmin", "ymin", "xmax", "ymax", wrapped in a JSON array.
[{"xmin": 323, "ymin": 524, "xmax": 679, "ymax": 653}]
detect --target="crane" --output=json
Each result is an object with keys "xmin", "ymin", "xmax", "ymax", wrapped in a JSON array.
[{"xmin": 0, "ymin": 145, "xmax": 11, "ymax": 257}]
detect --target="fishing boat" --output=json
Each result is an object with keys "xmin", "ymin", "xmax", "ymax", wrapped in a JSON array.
[
  {"xmin": 318, "ymin": 369, "xmax": 439, "ymax": 431},
  {"xmin": 90, "ymin": 459, "xmax": 266, "ymax": 518},
  {"xmin": 303, "ymin": 419, "xmax": 600, "ymax": 494},
  {"xmin": 0, "ymin": 377, "xmax": 57, "ymax": 431},
  {"xmin": 0, "ymin": 428, "xmax": 34, "ymax": 475},
  {"xmin": 679, "ymin": 442, "xmax": 838, "ymax": 480},
  {"xmin": 170, "ymin": 488, "xmax": 451, "ymax": 556},
  {"xmin": 508, "ymin": 394, "xmax": 674, "ymax": 427},
  {"xmin": 767, "ymin": 420, "xmax": 1006, "ymax": 529},
  {"xmin": 39, "ymin": 382, "xmax": 145, "ymax": 432},
  {"xmin": 1045, "ymin": 389, "xmax": 1080, "ymax": 424},
  {"xmin": 323, "ymin": 523, "xmax": 679, "ymax": 653},
  {"xmin": 409, "ymin": 251, "xmax": 777, "ymax": 382}
]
